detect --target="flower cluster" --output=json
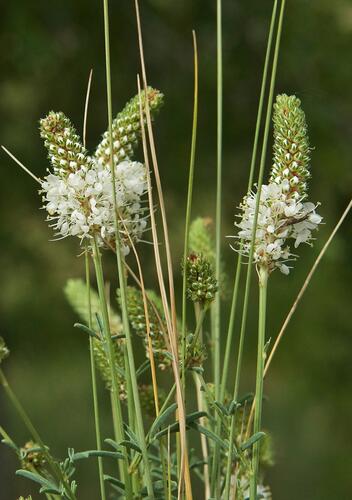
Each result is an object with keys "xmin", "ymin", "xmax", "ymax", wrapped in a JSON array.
[
  {"xmin": 236, "ymin": 182, "xmax": 322, "ymax": 274},
  {"xmin": 234, "ymin": 94, "xmax": 322, "ymax": 274},
  {"xmin": 185, "ymin": 253, "xmax": 218, "ymax": 306},
  {"xmin": 20, "ymin": 441, "xmax": 47, "ymax": 473},
  {"xmin": 40, "ymin": 109, "xmax": 150, "ymax": 253},
  {"xmin": 95, "ymin": 87, "xmax": 163, "ymax": 168}
]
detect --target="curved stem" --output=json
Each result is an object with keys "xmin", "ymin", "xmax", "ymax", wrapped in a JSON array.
[{"xmin": 181, "ymin": 30, "xmax": 199, "ymax": 397}]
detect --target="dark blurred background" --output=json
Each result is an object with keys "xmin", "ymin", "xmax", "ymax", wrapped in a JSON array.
[{"xmin": 1, "ymin": 0, "xmax": 351, "ymax": 498}]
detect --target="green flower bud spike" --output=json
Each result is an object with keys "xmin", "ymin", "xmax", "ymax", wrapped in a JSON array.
[
  {"xmin": 0, "ymin": 337, "xmax": 9, "ymax": 364},
  {"xmin": 40, "ymin": 111, "xmax": 94, "ymax": 177},
  {"xmin": 185, "ymin": 253, "xmax": 218, "ymax": 306},
  {"xmin": 270, "ymin": 94, "xmax": 311, "ymax": 199},
  {"xmin": 20, "ymin": 441, "xmax": 47, "ymax": 473},
  {"xmin": 95, "ymin": 87, "xmax": 164, "ymax": 167}
]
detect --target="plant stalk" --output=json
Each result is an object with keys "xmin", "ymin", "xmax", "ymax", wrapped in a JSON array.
[
  {"xmin": 85, "ymin": 250, "xmax": 106, "ymax": 500},
  {"xmin": 92, "ymin": 237, "xmax": 132, "ymax": 497},
  {"xmin": 249, "ymin": 266, "xmax": 268, "ymax": 499},
  {"xmin": 222, "ymin": 1, "xmax": 285, "ymax": 497},
  {"xmin": 181, "ymin": 30, "xmax": 199, "ymax": 396},
  {"xmin": 101, "ymin": 0, "xmax": 154, "ymax": 496}
]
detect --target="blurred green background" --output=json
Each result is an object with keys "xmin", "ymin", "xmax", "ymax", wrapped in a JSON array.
[{"xmin": 1, "ymin": 0, "xmax": 351, "ymax": 498}]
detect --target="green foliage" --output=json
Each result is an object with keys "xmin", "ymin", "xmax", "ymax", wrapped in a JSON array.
[
  {"xmin": 64, "ymin": 279, "xmax": 125, "ymax": 392},
  {"xmin": 120, "ymin": 286, "xmax": 172, "ymax": 370},
  {"xmin": 270, "ymin": 94, "xmax": 311, "ymax": 198},
  {"xmin": 95, "ymin": 87, "xmax": 164, "ymax": 167}
]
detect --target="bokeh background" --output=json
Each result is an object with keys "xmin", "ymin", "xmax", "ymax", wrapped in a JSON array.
[{"xmin": 1, "ymin": 0, "xmax": 351, "ymax": 498}]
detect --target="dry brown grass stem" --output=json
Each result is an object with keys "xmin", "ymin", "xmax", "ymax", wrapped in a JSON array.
[
  {"xmin": 118, "ymin": 215, "xmax": 160, "ymax": 415},
  {"xmin": 137, "ymin": 72, "xmax": 193, "ymax": 499}
]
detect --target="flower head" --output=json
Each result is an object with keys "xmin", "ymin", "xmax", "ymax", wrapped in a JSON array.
[
  {"xmin": 234, "ymin": 94, "xmax": 322, "ymax": 275},
  {"xmin": 185, "ymin": 253, "xmax": 218, "ymax": 305},
  {"xmin": 95, "ymin": 87, "xmax": 164, "ymax": 168},
  {"xmin": 40, "ymin": 111, "xmax": 94, "ymax": 177},
  {"xmin": 270, "ymin": 94, "xmax": 311, "ymax": 199},
  {"xmin": 41, "ymin": 159, "xmax": 148, "ymax": 253},
  {"xmin": 236, "ymin": 181, "xmax": 322, "ymax": 274}
]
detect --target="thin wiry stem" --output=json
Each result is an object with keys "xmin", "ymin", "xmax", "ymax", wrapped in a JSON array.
[
  {"xmin": 85, "ymin": 249, "xmax": 106, "ymax": 500},
  {"xmin": 209, "ymin": 4, "xmax": 223, "ymax": 494},
  {"xmin": 92, "ymin": 237, "xmax": 132, "ymax": 496},
  {"xmin": 102, "ymin": 0, "xmax": 154, "ymax": 496},
  {"xmin": 249, "ymin": 266, "xmax": 268, "ymax": 499},
  {"xmin": 220, "ymin": 0, "xmax": 279, "ymax": 405},
  {"xmin": 1, "ymin": 146, "xmax": 42, "ymax": 185},
  {"xmin": 213, "ymin": 0, "xmax": 223, "ymax": 399},
  {"xmin": 136, "ymin": 75, "xmax": 192, "ymax": 500},
  {"xmin": 82, "ymin": 70, "xmax": 106, "ymax": 500},
  {"xmin": 223, "ymin": 1, "xmax": 286, "ymax": 496},
  {"xmin": 134, "ymin": 0, "xmax": 178, "ymax": 354},
  {"xmin": 83, "ymin": 69, "xmax": 93, "ymax": 146},
  {"xmin": 181, "ymin": 30, "xmax": 199, "ymax": 394}
]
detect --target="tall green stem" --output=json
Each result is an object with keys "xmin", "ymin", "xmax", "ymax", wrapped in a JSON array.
[
  {"xmin": 212, "ymin": 0, "xmax": 223, "ymax": 401},
  {"xmin": 92, "ymin": 237, "xmax": 132, "ymax": 497},
  {"xmin": 0, "ymin": 369, "xmax": 76, "ymax": 500},
  {"xmin": 181, "ymin": 31, "xmax": 198, "ymax": 395},
  {"xmin": 220, "ymin": 0, "xmax": 278, "ymax": 403},
  {"xmin": 222, "ymin": 1, "xmax": 285, "ymax": 497},
  {"xmin": 101, "ymin": 0, "xmax": 154, "ymax": 496},
  {"xmin": 85, "ymin": 250, "xmax": 106, "ymax": 500},
  {"xmin": 250, "ymin": 266, "xmax": 268, "ymax": 499}
]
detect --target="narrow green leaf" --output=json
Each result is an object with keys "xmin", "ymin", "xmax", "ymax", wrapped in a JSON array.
[
  {"xmin": 136, "ymin": 359, "xmax": 151, "ymax": 379},
  {"xmin": 104, "ymin": 474, "xmax": 125, "ymax": 493},
  {"xmin": 240, "ymin": 431, "xmax": 266, "ymax": 452},
  {"xmin": 16, "ymin": 469, "xmax": 57, "ymax": 490},
  {"xmin": 149, "ymin": 403, "xmax": 177, "ymax": 438},
  {"xmin": 72, "ymin": 450, "xmax": 124, "ymax": 461},
  {"xmin": 74, "ymin": 323, "xmax": 100, "ymax": 340},
  {"xmin": 188, "ymin": 422, "xmax": 229, "ymax": 450},
  {"xmin": 119, "ymin": 440, "xmax": 142, "ymax": 454}
]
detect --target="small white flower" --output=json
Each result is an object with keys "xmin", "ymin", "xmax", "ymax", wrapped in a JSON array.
[
  {"xmin": 41, "ymin": 159, "xmax": 148, "ymax": 251},
  {"xmin": 234, "ymin": 180, "xmax": 322, "ymax": 274}
]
